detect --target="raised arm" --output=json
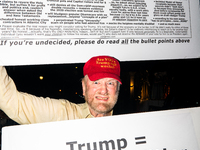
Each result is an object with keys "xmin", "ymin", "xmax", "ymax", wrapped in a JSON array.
[{"xmin": 0, "ymin": 66, "xmax": 84, "ymax": 124}]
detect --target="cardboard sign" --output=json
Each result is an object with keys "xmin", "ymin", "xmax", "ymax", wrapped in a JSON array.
[
  {"xmin": 0, "ymin": 0, "xmax": 200, "ymax": 65},
  {"xmin": 2, "ymin": 107, "xmax": 200, "ymax": 150}
]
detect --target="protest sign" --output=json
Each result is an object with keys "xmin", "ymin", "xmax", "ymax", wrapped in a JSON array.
[
  {"xmin": 2, "ymin": 107, "xmax": 200, "ymax": 150},
  {"xmin": 0, "ymin": 0, "xmax": 200, "ymax": 65}
]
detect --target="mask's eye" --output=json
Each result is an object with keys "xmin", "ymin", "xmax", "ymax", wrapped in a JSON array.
[
  {"xmin": 108, "ymin": 82, "xmax": 114, "ymax": 85},
  {"xmin": 107, "ymin": 80, "xmax": 118, "ymax": 87},
  {"xmin": 94, "ymin": 81, "xmax": 98, "ymax": 84}
]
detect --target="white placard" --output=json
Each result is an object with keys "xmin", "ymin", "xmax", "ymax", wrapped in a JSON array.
[
  {"xmin": 0, "ymin": 0, "xmax": 200, "ymax": 65},
  {"xmin": 2, "ymin": 107, "xmax": 200, "ymax": 150}
]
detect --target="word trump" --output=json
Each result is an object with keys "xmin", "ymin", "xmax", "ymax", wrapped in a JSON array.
[{"xmin": 66, "ymin": 138, "xmax": 127, "ymax": 150}]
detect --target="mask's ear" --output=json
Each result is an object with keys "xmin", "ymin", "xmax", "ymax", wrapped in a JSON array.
[{"xmin": 82, "ymin": 78, "xmax": 86, "ymax": 97}]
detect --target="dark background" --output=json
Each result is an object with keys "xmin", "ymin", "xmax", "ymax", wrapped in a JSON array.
[{"xmin": 0, "ymin": 58, "xmax": 200, "ymax": 125}]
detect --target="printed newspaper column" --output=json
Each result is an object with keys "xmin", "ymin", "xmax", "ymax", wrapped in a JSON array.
[{"xmin": 0, "ymin": 0, "xmax": 199, "ymax": 65}]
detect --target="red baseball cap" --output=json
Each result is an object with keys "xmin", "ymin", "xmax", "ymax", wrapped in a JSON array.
[{"xmin": 83, "ymin": 56, "xmax": 122, "ymax": 84}]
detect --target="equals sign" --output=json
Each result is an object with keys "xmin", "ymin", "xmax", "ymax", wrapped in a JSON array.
[{"xmin": 135, "ymin": 136, "xmax": 146, "ymax": 145}]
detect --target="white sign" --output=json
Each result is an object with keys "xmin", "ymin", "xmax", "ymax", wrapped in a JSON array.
[
  {"xmin": 2, "ymin": 107, "xmax": 200, "ymax": 150},
  {"xmin": 0, "ymin": 0, "xmax": 200, "ymax": 65}
]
